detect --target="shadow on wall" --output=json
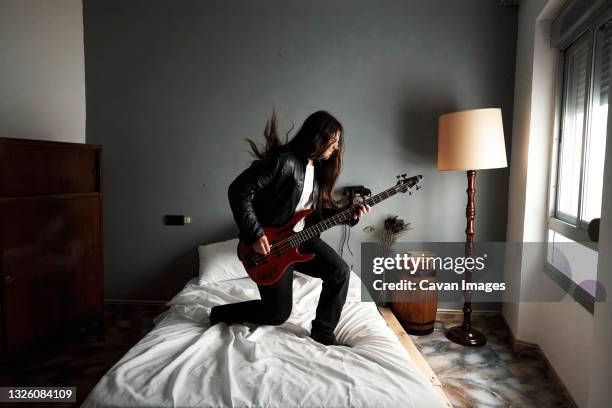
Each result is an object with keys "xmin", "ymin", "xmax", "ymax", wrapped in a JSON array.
[
  {"xmin": 156, "ymin": 223, "xmax": 238, "ymax": 300},
  {"xmin": 397, "ymin": 95, "xmax": 458, "ymax": 162}
]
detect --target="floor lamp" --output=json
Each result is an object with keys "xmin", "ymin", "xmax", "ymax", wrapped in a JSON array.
[{"xmin": 437, "ymin": 108, "xmax": 508, "ymax": 347}]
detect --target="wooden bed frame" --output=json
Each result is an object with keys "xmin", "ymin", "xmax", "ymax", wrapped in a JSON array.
[{"xmin": 378, "ymin": 307, "xmax": 452, "ymax": 408}]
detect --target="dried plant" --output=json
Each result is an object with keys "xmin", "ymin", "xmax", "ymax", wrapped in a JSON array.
[{"xmin": 381, "ymin": 215, "xmax": 412, "ymax": 257}]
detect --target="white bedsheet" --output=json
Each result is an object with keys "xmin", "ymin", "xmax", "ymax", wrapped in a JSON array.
[{"xmin": 82, "ymin": 271, "xmax": 447, "ymax": 408}]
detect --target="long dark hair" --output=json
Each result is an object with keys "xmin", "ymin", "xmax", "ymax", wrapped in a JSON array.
[{"xmin": 246, "ymin": 110, "xmax": 344, "ymax": 209}]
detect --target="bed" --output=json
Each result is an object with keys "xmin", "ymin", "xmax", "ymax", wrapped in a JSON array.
[{"xmin": 82, "ymin": 240, "xmax": 449, "ymax": 408}]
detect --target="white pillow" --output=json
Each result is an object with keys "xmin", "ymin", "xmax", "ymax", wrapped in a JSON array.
[{"xmin": 198, "ymin": 238, "xmax": 248, "ymax": 284}]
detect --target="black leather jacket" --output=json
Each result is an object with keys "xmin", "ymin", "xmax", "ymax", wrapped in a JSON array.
[{"xmin": 228, "ymin": 150, "xmax": 357, "ymax": 245}]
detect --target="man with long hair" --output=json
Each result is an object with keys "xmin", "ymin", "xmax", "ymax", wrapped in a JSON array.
[{"xmin": 210, "ymin": 110, "xmax": 370, "ymax": 346}]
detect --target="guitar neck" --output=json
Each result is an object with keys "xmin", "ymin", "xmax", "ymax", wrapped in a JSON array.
[{"xmin": 291, "ymin": 184, "xmax": 405, "ymax": 246}]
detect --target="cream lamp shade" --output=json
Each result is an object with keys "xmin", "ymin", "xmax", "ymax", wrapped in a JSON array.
[{"xmin": 437, "ymin": 108, "xmax": 508, "ymax": 171}]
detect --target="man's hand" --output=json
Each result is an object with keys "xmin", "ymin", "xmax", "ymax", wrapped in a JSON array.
[
  {"xmin": 352, "ymin": 203, "xmax": 371, "ymax": 221},
  {"xmin": 253, "ymin": 235, "xmax": 271, "ymax": 255}
]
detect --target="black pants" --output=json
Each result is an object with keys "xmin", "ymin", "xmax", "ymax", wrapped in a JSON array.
[{"xmin": 210, "ymin": 236, "xmax": 350, "ymax": 343}]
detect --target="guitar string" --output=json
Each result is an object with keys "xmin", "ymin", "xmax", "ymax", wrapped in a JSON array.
[
  {"xmin": 246, "ymin": 180, "xmax": 417, "ymax": 265},
  {"xmin": 247, "ymin": 182, "xmax": 409, "ymax": 263}
]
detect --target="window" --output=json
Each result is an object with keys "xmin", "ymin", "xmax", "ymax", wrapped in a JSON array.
[
  {"xmin": 545, "ymin": 6, "xmax": 612, "ymax": 313},
  {"xmin": 547, "ymin": 9, "xmax": 612, "ymax": 311},
  {"xmin": 550, "ymin": 16, "xmax": 610, "ymax": 249}
]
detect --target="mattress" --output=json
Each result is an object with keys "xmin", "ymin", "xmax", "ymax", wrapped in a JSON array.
[{"xmin": 82, "ymin": 271, "xmax": 448, "ymax": 408}]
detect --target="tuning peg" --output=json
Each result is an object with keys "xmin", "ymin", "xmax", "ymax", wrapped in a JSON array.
[{"xmin": 402, "ymin": 173, "xmax": 406, "ymax": 178}]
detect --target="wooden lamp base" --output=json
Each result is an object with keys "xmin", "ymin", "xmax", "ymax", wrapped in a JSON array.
[{"xmin": 446, "ymin": 324, "xmax": 487, "ymax": 347}]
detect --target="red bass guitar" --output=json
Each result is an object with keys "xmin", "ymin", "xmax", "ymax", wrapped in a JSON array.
[{"xmin": 237, "ymin": 174, "xmax": 423, "ymax": 285}]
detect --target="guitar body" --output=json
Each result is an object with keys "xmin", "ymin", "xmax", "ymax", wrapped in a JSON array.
[{"xmin": 237, "ymin": 208, "xmax": 316, "ymax": 286}]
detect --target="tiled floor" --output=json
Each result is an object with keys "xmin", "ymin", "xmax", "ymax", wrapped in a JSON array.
[
  {"xmin": 0, "ymin": 305, "xmax": 575, "ymax": 407},
  {"xmin": 409, "ymin": 313, "xmax": 576, "ymax": 408},
  {"xmin": 0, "ymin": 303, "xmax": 167, "ymax": 407}
]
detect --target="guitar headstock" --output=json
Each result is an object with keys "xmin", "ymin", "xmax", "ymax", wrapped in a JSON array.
[{"xmin": 396, "ymin": 174, "xmax": 423, "ymax": 194}]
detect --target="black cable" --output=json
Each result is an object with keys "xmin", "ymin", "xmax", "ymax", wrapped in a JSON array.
[
  {"xmin": 339, "ymin": 224, "xmax": 346, "ymax": 258},
  {"xmin": 346, "ymin": 224, "xmax": 354, "ymax": 258},
  {"xmin": 346, "ymin": 223, "xmax": 355, "ymax": 270}
]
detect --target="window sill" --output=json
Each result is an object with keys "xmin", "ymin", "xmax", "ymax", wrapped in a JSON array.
[{"xmin": 548, "ymin": 217, "xmax": 598, "ymax": 251}]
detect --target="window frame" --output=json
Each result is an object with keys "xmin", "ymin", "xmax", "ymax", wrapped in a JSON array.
[
  {"xmin": 545, "ymin": 6, "xmax": 612, "ymax": 314},
  {"xmin": 552, "ymin": 29, "xmax": 592, "ymax": 229},
  {"xmin": 548, "ymin": 7, "xmax": 612, "ymax": 252}
]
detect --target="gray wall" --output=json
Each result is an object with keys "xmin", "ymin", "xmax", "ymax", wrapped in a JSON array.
[
  {"xmin": 0, "ymin": 0, "xmax": 85, "ymax": 143},
  {"xmin": 84, "ymin": 0, "xmax": 517, "ymax": 303}
]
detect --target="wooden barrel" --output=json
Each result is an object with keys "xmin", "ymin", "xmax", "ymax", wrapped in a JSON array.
[{"xmin": 390, "ymin": 251, "xmax": 438, "ymax": 335}]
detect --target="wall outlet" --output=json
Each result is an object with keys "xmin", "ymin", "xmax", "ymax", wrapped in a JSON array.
[{"xmin": 164, "ymin": 215, "xmax": 191, "ymax": 225}]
